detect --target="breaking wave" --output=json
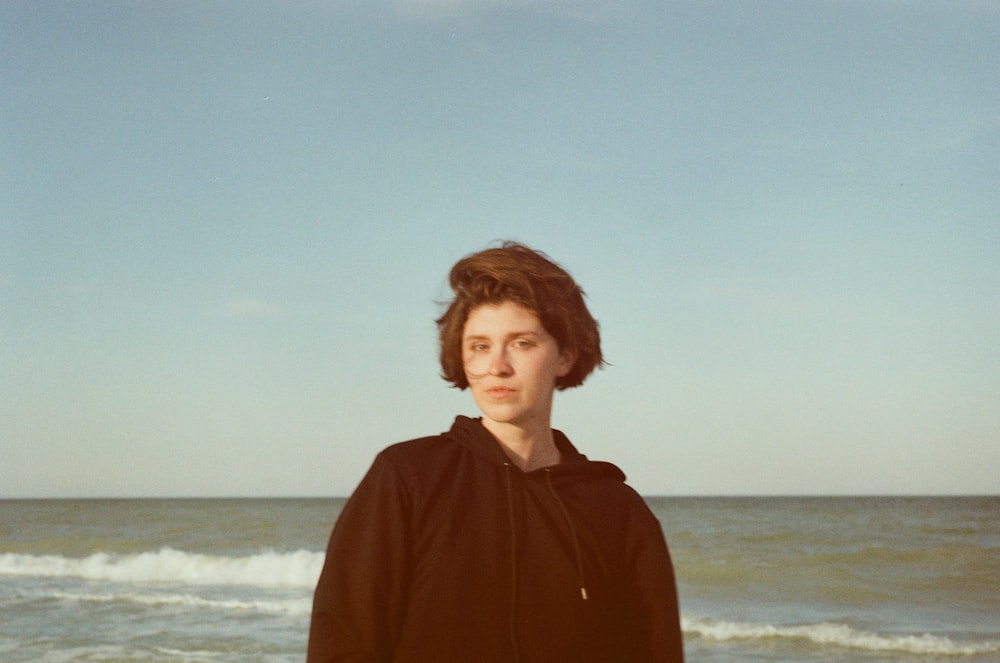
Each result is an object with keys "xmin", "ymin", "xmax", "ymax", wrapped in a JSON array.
[
  {"xmin": 683, "ymin": 615, "xmax": 1000, "ymax": 656},
  {"xmin": 0, "ymin": 548, "xmax": 324, "ymax": 588},
  {"xmin": 46, "ymin": 589, "xmax": 313, "ymax": 616}
]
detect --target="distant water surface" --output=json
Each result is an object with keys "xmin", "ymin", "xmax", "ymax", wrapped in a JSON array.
[{"xmin": 1, "ymin": 496, "xmax": 997, "ymax": 662}]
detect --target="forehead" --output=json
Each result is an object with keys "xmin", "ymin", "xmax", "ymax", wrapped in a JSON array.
[{"xmin": 462, "ymin": 302, "xmax": 544, "ymax": 338}]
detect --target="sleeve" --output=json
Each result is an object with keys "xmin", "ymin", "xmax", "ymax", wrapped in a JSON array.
[
  {"xmin": 307, "ymin": 453, "xmax": 413, "ymax": 663},
  {"xmin": 624, "ymin": 500, "xmax": 685, "ymax": 663}
]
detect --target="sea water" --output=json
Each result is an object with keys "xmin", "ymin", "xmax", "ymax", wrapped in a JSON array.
[
  {"xmin": 657, "ymin": 496, "xmax": 1000, "ymax": 662},
  {"xmin": 1, "ymin": 497, "xmax": 997, "ymax": 662}
]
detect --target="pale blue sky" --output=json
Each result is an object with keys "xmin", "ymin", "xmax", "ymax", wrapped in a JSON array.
[{"xmin": 3, "ymin": 1, "xmax": 998, "ymax": 497}]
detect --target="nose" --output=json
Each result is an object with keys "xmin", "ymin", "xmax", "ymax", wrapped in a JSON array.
[{"xmin": 487, "ymin": 347, "xmax": 513, "ymax": 377}]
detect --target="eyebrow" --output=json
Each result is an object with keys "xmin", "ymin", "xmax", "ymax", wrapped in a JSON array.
[{"xmin": 462, "ymin": 331, "xmax": 544, "ymax": 341}]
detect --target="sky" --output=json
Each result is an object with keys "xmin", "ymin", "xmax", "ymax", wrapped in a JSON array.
[{"xmin": 2, "ymin": 0, "xmax": 998, "ymax": 498}]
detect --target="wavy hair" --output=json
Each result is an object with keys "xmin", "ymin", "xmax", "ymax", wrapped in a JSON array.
[{"xmin": 436, "ymin": 242, "xmax": 604, "ymax": 390}]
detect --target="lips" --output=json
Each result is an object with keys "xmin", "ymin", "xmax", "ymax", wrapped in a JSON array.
[{"xmin": 485, "ymin": 386, "xmax": 516, "ymax": 398}]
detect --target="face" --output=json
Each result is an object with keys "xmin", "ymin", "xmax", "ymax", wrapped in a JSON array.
[{"xmin": 462, "ymin": 301, "xmax": 575, "ymax": 432}]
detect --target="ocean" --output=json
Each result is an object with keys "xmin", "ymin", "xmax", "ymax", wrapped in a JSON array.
[{"xmin": 1, "ymin": 496, "xmax": 997, "ymax": 662}]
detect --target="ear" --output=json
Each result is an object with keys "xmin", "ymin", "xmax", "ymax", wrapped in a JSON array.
[{"xmin": 556, "ymin": 348, "xmax": 577, "ymax": 378}]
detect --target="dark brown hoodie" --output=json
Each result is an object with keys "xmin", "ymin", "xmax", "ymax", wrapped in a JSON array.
[{"xmin": 308, "ymin": 416, "xmax": 684, "ymax": 662}]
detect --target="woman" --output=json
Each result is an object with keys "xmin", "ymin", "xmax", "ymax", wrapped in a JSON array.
[{"xmin": 308, "ymin": 242, "xmax": 684, "ymax": 662}]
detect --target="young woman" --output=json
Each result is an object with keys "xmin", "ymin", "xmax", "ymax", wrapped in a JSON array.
[{"xmin": 308, "ymin": 242, "xmax": 684, "ymax": 662}]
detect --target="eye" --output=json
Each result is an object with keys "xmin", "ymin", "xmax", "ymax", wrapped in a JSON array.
[{"xmin": 512, "ymin": 338, "xmax": 535, "ymax": 349}]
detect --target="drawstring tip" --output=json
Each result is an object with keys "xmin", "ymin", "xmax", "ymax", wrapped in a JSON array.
[{"xmin": 580, "ymin": 587, "xmax": 588, "ymax": 601}]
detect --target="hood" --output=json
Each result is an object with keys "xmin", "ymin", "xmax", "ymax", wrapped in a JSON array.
[{"xmin": 445, "ymin": 415, "xmax": 627, "ymax": 484}]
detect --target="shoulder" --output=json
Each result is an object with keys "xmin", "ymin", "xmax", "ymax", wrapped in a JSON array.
[
  {"xmin": 562, "ymin": 465, "xmax": 662, "ymax": 530},
  {"xmin": 343, "ymin": 433, "xmax": 462, "ymax": 511},
  {"xmin": 596, "ymin": 478, "xmax": 657, "ymax": 514},
  {"xmin": 368, "ymin": 432, "xmax": 469, "ymax": 490},
  {"xmin": 374, "ymin": 415, "xmax": 488, "ymax": 471}
]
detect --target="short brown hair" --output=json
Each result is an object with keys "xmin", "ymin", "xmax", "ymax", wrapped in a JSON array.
[{"xmin": 436, "ymin": 241, "xmax": 604, "ymax": 390}]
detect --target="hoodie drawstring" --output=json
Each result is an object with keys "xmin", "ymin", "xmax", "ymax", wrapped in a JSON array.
[
  {"xmin": 503, "ymin": 463, "xmax": 521, "ymax": 663},
  {"xmin": 502, "ymin": 463, "xmax": 590, "ymax": 661},
  {"xmin": 545, "ymin": 469, "xmax": 589, "ymax": 601}
]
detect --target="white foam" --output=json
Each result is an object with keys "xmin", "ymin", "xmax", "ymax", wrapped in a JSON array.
[
  {"xmin": 0, "ymin": 548, "xmax": 324, "ymax": 588},
  {"xmin": 46, "ymin": 589, "xmax": 312, "ymax": 616},
  {"xmin": 683, "ymin": 615, "xmax": 1000, "ymax": 656}
]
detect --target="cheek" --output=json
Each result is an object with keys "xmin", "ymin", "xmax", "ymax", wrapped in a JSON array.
[{"xmin": 463, "ymin": 351, "xmax": 488, "ymax": 381}]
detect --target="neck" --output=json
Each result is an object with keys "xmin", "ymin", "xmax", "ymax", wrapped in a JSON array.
[{"xmin": 482, "ymin": 418, "xmax": 561, "ymax": 472}]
